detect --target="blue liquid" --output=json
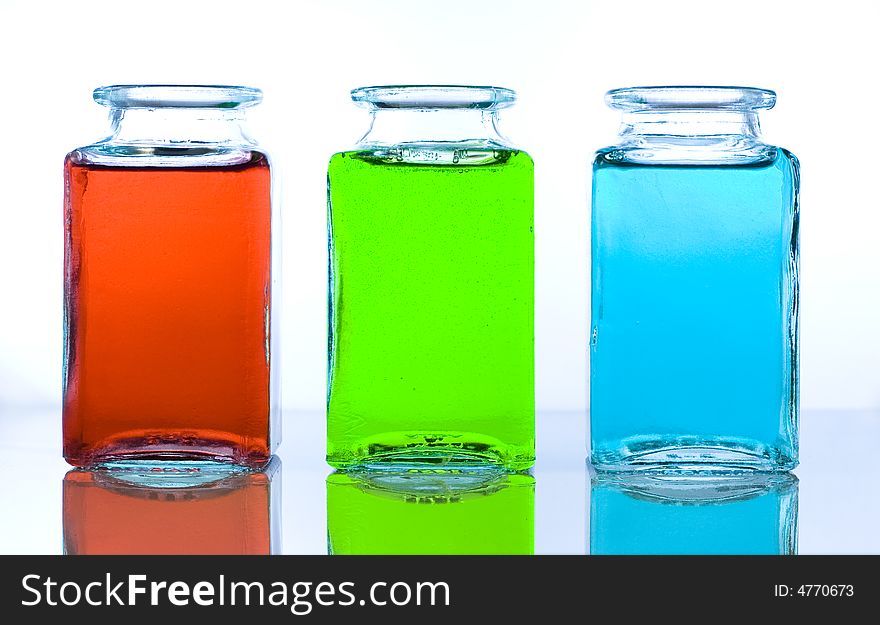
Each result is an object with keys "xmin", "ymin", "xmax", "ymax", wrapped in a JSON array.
[
  {"xmin": 590, "ymin": 149, "xmax": 799, "ymax": 471},
  {"xmin": 589, "ymin": 474, "xmax": 798, "ymax": 555}
]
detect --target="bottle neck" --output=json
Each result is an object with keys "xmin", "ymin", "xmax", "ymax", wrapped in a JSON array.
[
  {"xmin": 619, "ymin": 110, "xmax": 762, "ymax": 140},
  {"xmin": 610, "ymin": 110, "xmax": 773, "ymax": 165},
  {"xmin": 107, "ymin": 107, "xmax": 254, "ymax": 146},
  {"xmin": 73, "ymin": 107, "xmax": 258, "ymax": 167},
  {"xmin": 358, "ymin": 108, "xmax": 509, "ymax": 148}
]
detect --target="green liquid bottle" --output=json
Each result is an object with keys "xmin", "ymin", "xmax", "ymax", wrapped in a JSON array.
[
  {"xmin": 327, "ymin": 470, "xmax": 535, "ymax": 555},
  {"xmin": 327, "ymin": 86, "xmax": 535, "ymax": 469}
]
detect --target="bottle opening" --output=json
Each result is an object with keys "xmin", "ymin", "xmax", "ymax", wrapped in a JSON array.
[
  {"xmin": 606, "ymin": 86, "xmax": 776, "ymax": 112},
  {"xmin": 93, "ymin": 85, "xmax": 263, "ymax": 109},
  {"xmin": 351, "ymin": 85, "xmax": 516, "ymax": 110}
]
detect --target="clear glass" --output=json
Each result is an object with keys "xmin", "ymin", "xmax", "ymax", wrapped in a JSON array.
[
  {"xmin": 63, "ymin": 457, "xmax": 280, "ymax": 554},
  {"xmin": 63, "ymin": 85, "xmax": 279, "ymax": 468},
  {"xmin": 327, "ymin": 86, "xmax": 535, "ymax": 469},
  {"xmin": 589, "ymin": 472, "xmax": 798, "ymax": 554},
  {"xmin": 327, "ymin": 468, "xmax": 534, "ymax": 554},
  {"xmin": 590, "ymin": 86, "xmax": 799, "ymax": 473}
]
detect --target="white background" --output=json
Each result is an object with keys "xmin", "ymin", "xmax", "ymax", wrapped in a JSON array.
[{"xmin": 1, "ymin": 0, "xmax": 879, "ymax": 413}]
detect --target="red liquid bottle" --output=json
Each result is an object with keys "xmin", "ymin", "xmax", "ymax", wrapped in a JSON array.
[
  {"xmin": 63, "ymin": 458, "xmax": 280, "ymax": 555},
  {"xmin": 63, "ymin": 86, "xmax": 277, "ymax": 467}
]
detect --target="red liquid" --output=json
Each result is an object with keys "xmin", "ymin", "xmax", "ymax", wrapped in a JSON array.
[
  {"xmin": 63, "ymin": 469, "xmax": 274, "ymax": 555},
  {"xmin": 63, "ymin": 153, "xmax": 272, "ymax": 466}
]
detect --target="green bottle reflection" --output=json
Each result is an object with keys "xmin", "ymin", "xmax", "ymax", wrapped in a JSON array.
[
  {"xmin": 590, "ymin": 473, "xmax": 798, "ymax": 555},
  {"xmin": 327, "ymin": 469, "xmax": 534, "ymax": 554}
]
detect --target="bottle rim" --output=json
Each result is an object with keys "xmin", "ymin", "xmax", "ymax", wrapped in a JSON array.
[
  {"xmin": 606, "ymin": 86, "xmax": 776, "ymax": 112},
  {"xmin": 93, "ymin": 85, "xmax": 263, "ymax": 109},
  {"xmin": 351, "ymin": 85, "xmax": 516, "ymax": 110}
]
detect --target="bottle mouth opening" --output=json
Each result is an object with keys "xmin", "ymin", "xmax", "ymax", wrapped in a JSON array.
[
  {"xmin": 606, "ymin": 86, "xmax": 776, "ymax": 112},
  {"xmin": 93, "ymin": 85, "xmax": 263, "ymax": 109},
  {"xmin": 351, "ymin": 85, "xmax": 516, "ymax": 110}
]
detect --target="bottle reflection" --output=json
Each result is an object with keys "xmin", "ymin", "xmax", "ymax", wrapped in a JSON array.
[
  {"xmin": 589, "ymin": 472, "xmax": 798, "ymax": 555},
  {"xmin": 327, "ymin": 469, "xmax": 534, "ymax": 555},
  {"xmin": 63, "ymin": 457, "xmax": 281, "ymax": 555}
]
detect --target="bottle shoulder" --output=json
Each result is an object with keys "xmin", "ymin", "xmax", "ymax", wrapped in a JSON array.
[
  {"xmin": 66, "ymin": 144, "xmax": 269, "ymax": 168},
  {"xmin": 777, "ymin": 146, "xmax": 799, "ymax": 169},
  {"xmin": 593, "ymin": 141, "xmax": 793, "ymax": 168},
  {"xmin": 329, "ymin": 143, "xmax": 531, "ymax": 168}
]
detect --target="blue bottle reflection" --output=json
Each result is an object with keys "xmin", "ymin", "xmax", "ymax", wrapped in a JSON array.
[{"xmin": 589, "ymin": 472, "xmax": 798, "ymax": 555}]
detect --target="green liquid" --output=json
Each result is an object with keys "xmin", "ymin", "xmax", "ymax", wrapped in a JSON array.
[
  {"xmin": 327, "ymin": 147, "xmax": 535, "ymax": 469},
  {"xmin": 327, "ymin": 470, "xmax": 535, "ymax": 555}
]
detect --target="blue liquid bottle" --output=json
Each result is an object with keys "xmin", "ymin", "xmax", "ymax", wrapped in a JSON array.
[
  {"xmin": 589, "ymin": 473, "xmax": 798, "ymax": 555},
  {"xmin": 590, "ymin": 87, "xmax": 799, "ymax": 472}
]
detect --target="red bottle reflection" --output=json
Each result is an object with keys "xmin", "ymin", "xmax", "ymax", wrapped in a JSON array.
[{"xmin": 63, "ymin": 458, "xmax": 279, "ymax": 555}]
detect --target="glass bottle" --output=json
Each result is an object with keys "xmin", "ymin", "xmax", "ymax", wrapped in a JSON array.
[
  {"xmin": 589, "ymin": 473, "xmax": 798, "ymax": 554},
  {"xmin": 327, "ymin": 469, "xmax": 534, "ymax": 554},
  {"xmin": 590, "ymin": 86, "xmax": 799, "ymax": 472},
  {"xmin": 63, "ymin": 457, "xmax": 280, "ymax": 554},
  {"xmin": 327, "ymin": 86, "xmax": 535, "ymax": 469},
  {"xmin": 63, "ymin": 85, "xmax": 278, "ymax": 468}
]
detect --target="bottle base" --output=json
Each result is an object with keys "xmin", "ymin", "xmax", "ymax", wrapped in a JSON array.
[
  {"xmin": 64, "ymin": 433, "xmax": 271, "ymax": 469},
  {"xmin": 68, "ymin": 459, "xmax": 268, "ymax": 489},
  {"xmin": 327, "ymin": 431, "xmax": 534, "ymax": 471},
  {"xmin": 591, "ymin": 436, "xmax": 797, "ymax": 475}
]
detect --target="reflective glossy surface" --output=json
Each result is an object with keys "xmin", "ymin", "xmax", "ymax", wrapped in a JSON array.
[
  {"xmin": 327, "ymin": 469, "xmax": 534, "ymax": 554},
  {"xmin": 64, "ymin": 458, "xmax": 280, "ymax": 555},
  {"xmin": 0, "ymin": 409, "xmax": 877, "ymax": 554},
  {"xmin": 590, "ymin": 473, "xmax": 798, "ymax": 554}
]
